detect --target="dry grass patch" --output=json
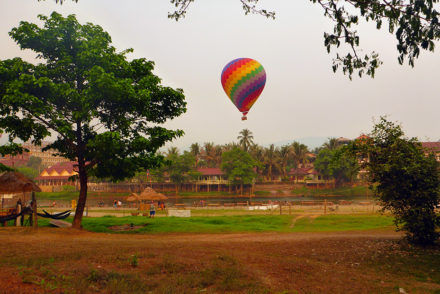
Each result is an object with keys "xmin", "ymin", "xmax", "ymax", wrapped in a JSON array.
[{"xmin": 0, "ymin": 228, "xmax": 438, "ymax": 293}]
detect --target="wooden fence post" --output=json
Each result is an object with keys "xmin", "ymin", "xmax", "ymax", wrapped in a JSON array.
[{"xmin": 32, "ymin": 192, "xmax": 38, "ymax": 229}]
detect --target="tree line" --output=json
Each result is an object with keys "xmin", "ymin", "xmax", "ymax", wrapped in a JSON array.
[{"xmin": 141, "ymin": 129, "xmax": 360, "ymax": 188}]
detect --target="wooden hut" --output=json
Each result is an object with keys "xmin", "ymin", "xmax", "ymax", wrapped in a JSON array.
[
  {"xmin": 0, "ymin": 172, "xmax": 41, "ymax": 227},
  {"xmin": 126, "ymin": 187, "xmax": 167, "ymax": 213}
]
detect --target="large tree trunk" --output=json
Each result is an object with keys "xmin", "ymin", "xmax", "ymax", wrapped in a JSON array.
[{"xmin": 72, "ymin": 161, "xmax": 87, "ymax": 229}]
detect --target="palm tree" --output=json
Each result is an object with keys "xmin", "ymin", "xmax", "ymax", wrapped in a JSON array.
[
  {"xmin": 222, "ymin": 142, "xmax": 239, "ymax": 153},
  {"xmin": 291, "ymin": 141, "xmax": 310, "ymax": 168},
  {"xmin": 323, "ymin": 137, "xmax": 341, "ymax": 150},
  {"xmin": 214, "ymin": 145, "xmax": 223, "ymax": 167},
  {"xmin": 237, "ymin": 129, "xmax": 254, "ymax": 152},
  {"xmin": 263, "ymin": 144, "xmax": 278, "ymax": 181},
  {"xmin": 202, "ymin": 142, "xmax": 217, "ymax": 167},
  {"xmin": 190, "ymin": 143, "xmax": 201, "ymax": 167},
  {"xmin": 250, "ymin": 144, "xmax": 265, "ymax": 179},
  {"xmin": 277, "ymin": 145, "xmax": 292, "ymax": 179},
  {"xmin": 166, "ymin": 147, "xmax": 179, "ymax": 158}
]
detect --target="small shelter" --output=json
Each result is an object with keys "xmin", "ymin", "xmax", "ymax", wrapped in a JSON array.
[
  {"xmin": 138, "ymin": 187, "xmax": 168, "ymax": 202},
  {"xmin": 126, "ymin": 187, "xmax": 168, "ymax": 212},
  {"xmin": 0, "ymin": 171, "xmax": 41, "ymax": 227},
  {"xmin": 0, "ymin": 171, "xmax": 41, "ymax": 194}
]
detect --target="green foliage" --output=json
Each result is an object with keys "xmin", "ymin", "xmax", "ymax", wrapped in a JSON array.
[
  {"xmin": 16, "ymin": 166, "xmax": 39, "ymax": 180},
  {"xmin": 356, "ymin": 117, "xmax": 440, "ymax": 245},
  {"xmin": 0, "ymin": 12, "xmax": 186, "ymax": 227},
  {"xmin": 221, "ymin": 147, "xmax": 258, "ymax": 185},
  {"xmin": 314, "ymin": 146, "xmax": 359, "ymax": 186},
  {"xmin": 159, "ymin": 151, "xmax": 201, "ymax": 185}
]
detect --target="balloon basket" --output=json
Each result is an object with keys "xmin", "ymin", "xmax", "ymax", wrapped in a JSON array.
[{"xmin": 241, "ymin": 116, "xmax": 247, "ymax": 121}]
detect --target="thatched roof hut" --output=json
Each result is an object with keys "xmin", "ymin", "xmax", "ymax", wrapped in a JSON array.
[
  {"xmin": 138, "ymin": 187, "xmax": 168, "ymax": 201},
  {"xmin": 0, "ymin": 172, "xmax": 41, "ymax": 194}
]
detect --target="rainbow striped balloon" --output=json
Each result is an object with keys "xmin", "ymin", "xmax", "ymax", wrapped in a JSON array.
[{"xmin": 221, "ymin": 58, "xmax": 266, "ymax": 120}]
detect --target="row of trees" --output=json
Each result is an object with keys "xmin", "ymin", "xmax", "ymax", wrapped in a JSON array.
[
  {"xmin": 148, "ymin": 146, "xmax": 258, "ymax": 194},
  {"xmin": 144, "ymin": 129, "xmax": 360, "ymax": 188}
]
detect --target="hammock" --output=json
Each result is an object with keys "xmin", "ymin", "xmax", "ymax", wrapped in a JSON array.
[
  {"xmin": 0, "ymin": 209, "xmax": 71, "ymax": 222},
  {"xmin": 37, "ymin": 210, "xmax": 71, "ymax": 220}
]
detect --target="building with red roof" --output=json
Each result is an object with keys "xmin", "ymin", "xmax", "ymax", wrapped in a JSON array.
[
  {"xmin": 288, "ymin": 167, "xmax": 321, "ymax": 182},
  {"xmin": 35, "ymin": 161, "xmax": 78, "ymax": 186},
  {"xmin": 196, "ymin": 167, "xmax": 228, "ymax": 184}
]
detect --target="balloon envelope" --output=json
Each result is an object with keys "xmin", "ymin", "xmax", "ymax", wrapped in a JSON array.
[{"xmin": 221, "ymin": 58, "xmax": 266, "ymax": 120}]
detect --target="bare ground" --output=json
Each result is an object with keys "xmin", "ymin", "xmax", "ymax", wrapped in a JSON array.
[{"xmin": 0, "ymin": 228, "xmax": 439, "ymax": 293}]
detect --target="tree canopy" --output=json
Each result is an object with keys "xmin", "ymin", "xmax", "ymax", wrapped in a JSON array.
[
  {"xmin": 314, "ymin": 146, "xmax": 359, "ymax": 187},
  {"xmin": 355, "ymin": 117, "xmax": 440, "ymax": 245},
  {"xmin": 221, "ymin": 147, "xmax": 258, "ymax": 187},
  {"xmin": 0, "ymin": 12, "xmax": 187, "ymax": 228}
]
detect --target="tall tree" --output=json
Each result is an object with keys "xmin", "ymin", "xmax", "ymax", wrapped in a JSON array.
[
  {"xmin": 0, "ymin": 13, "xmax": 186, "ymax": 228},
  {"xmin": 264, "ymin": 144, "xmax": 278, "ymax": 181},
  {"xmin": 355, "ymin": 118, "xmax": 440, "ymax": 245},
  {"xmin": 166, "ymin": 147, "xmax": 180, "ymax": 158},
  {"xmin": 237, "ymin": 129, "xmax": 254, "ymax": 152},
  {"xmin": 163, "ymin": 151, "xmax": 199, "ymax": 194},
  {"xmin": 323, "ymin": 138, "xmax": 342, "ymax": 150},
  {"xmin": 277, "ymin": 145, "xmax": 292, "ymax": 179},
  {"xmin": 189, "ymin": 142, "xmax": 201, "ymax": 167},
  {"xmin": 201, "ymin": 142, "xmax": 222, "ymax": 167},
  {"xmin": 221, "ymin": 147, "xmax": 258, "ymax": 194},
  {"xmin": 249, "ymin": 144, "xmax": 265, "ymax": 180},
  {"xmin": 314, "ymin": 147, "xmax": 359, "ymax": 187},
  {"xmin": 291, "ymin": 141, "xmax": 309, "ymax": 168},
  {"xmin": 169, "ymin": 0, "xmax": 440, "ymax": 79}
]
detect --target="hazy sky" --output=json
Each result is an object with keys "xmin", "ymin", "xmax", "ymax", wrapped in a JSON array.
[{"xmin": 1, "ymin": 0, "xmax": 439, "ymax": 149}]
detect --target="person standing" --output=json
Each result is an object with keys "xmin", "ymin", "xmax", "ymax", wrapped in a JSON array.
[{"xmin": 149, "ymin": 201, "xmax": 156, "ymax": 218}]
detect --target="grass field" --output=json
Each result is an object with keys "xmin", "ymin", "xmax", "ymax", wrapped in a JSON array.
[{"xmin": 25, "ymin": 214, "xmax": 395, "ymax": 234}]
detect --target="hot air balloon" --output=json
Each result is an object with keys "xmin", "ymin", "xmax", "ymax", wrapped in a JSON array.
[{"xmin": 221, "ymin": 58, "xmax": 266, "ymax": 120}]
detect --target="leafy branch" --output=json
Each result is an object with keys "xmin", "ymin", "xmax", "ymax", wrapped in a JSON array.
[{"xmin": 168, "ymin": 0, "xmax": 275, "ymax": 20}]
